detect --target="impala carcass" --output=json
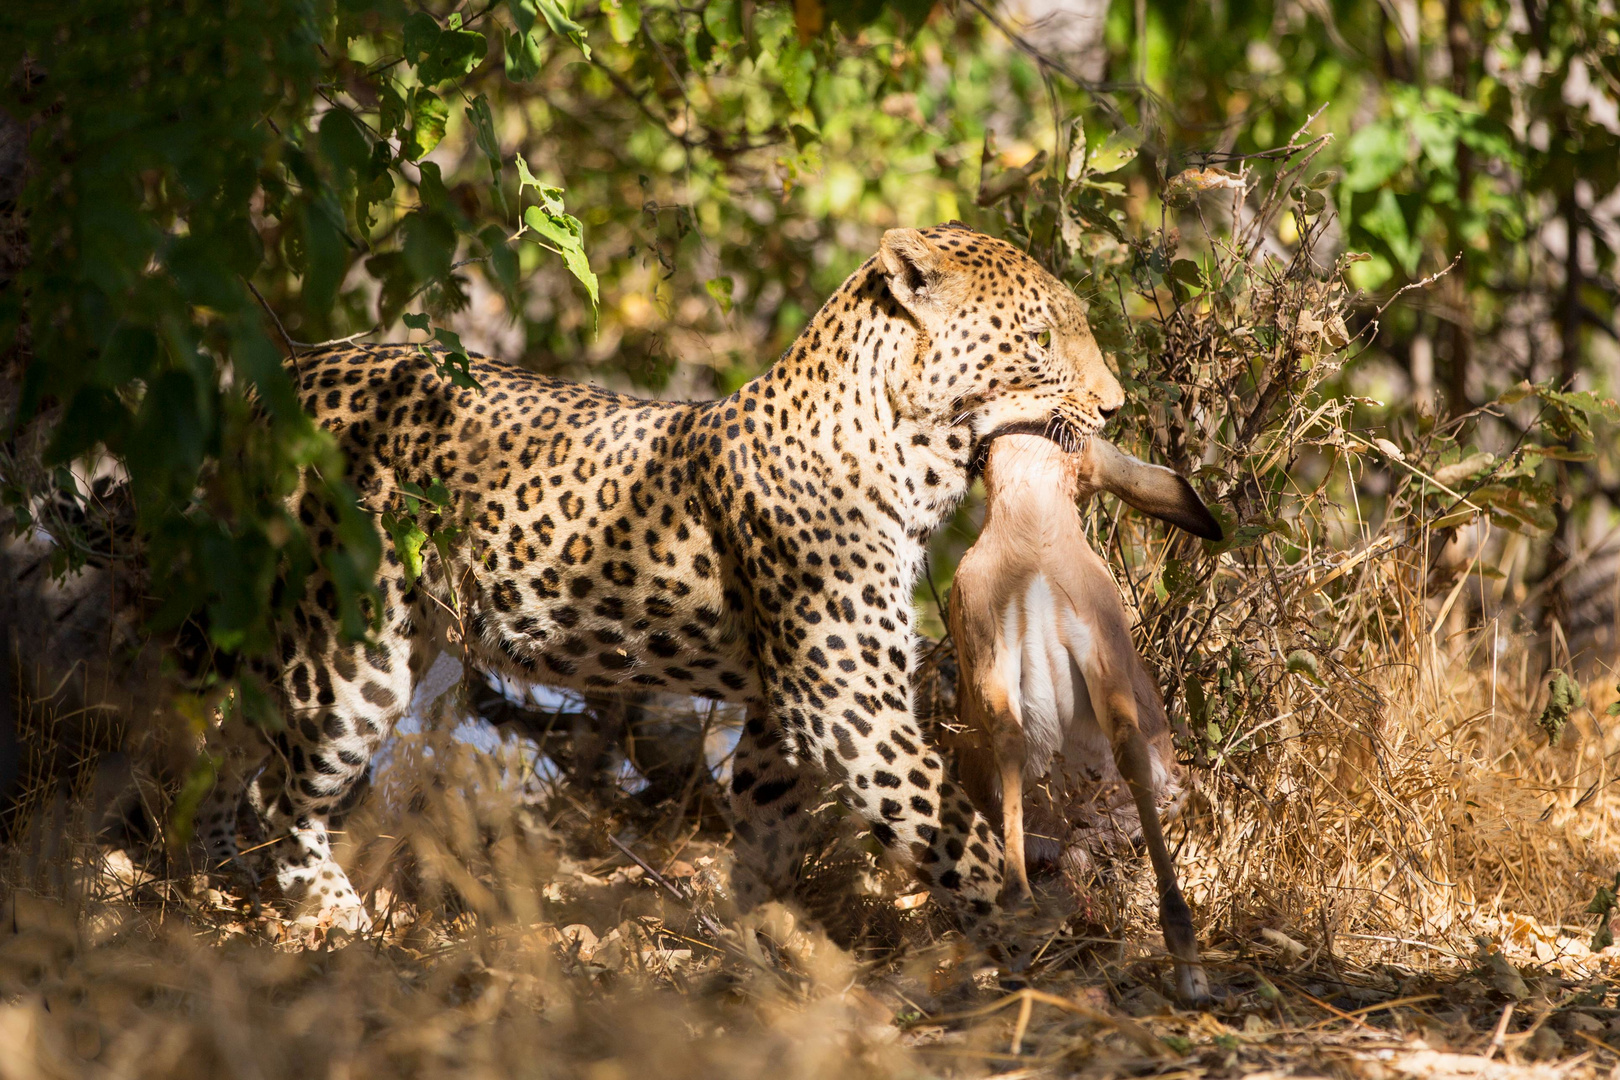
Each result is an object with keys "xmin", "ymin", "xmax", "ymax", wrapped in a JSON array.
[{"xmin": 946, "ymin": 433, "xmax": 1221, "ymax": 1001}]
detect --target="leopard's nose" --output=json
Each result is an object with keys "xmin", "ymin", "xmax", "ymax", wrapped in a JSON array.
[{"xmin": 1099, "ymin": 405, "xmax": 1119, "ymax": 421}]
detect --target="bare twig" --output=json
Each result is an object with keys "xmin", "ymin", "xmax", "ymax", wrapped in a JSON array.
[
  {"xmin": 607, "ymin": 832, "xmax": 730, "ymax": 941},
  {"xmin": 1375, "ymin": 253, "xmax": 1464, "ymax": 317},
  {"xmin": 243, "ymin": 278, "xmax": 298, "ymax": 362}
]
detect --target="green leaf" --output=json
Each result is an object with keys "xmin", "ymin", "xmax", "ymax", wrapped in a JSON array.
[
  {"xmin": 302, "ymin": 196, "xmax": 348, "ymax": 314},
  {"xmin": 356, "ymin": 142, "xmax": 396, "ymax": 236},
  {"xmin": 1545, "ymin": 388, "xmax": 1620, "ymax": 424},
  {"xmin": 404, "ymin": 88, "xmax": 449, "ymax": 161},
  {"xmin": 1529, "ymin": 444, "xmax": 1595, "ymax": 462},
  {"xmin": 1168, "ymin": 258, "xmax": 1202, "ymax": 285},
  {"xmin": 779, "ymin": 41, "xmax": 814, "ymax": 109},
  {"xmin": 1161, "ymin": 557, "xmax": 1196, "ymax": 598},
  {"xmin": 325, "ymin": 518, "xmax": 384, "ymax": 640},
  {"xmin": 1430, "ymin": 508, "xmax": 1480, "ymax": 530},
  {"xmin": 978, "ymin": 149, "xmax": 1048, "ymax": 207},
  {"xmin": 1070, "ymin": 192, "xmax": 1125, "ymax": 242},
  {"xmin": 367, "ymin": 252, "xmax": 414, "ymax": 327},
  {"xmin": 705, "ymin": 276, "xmax": 734, "ymax": 314},
  {"xmin": 1286, "ymin": 649, "xmax": 1324, "ymax": 684},
  {"xmin": 515, "ymin": 155, "xmax": 565, "ymax": 213},
  {"xmin": 1361, "ymin": 188, "xmax": 1421, "ymax": 274},
  {"xmin": 318, "ymin": 108, "xmax": 371, "ymax": 182},
  {"xmin": 127, "ymin": 371, "xmax": 207, "ymax": 504},
  {"xmin": 1085, "ymin": 129, "xmax": 1140, "ymax": 175},
  {"xmin": 396, "ymin": 481, "xmax": 423, "ymax": 514},
  {"xmin": 403, "ymin": 12, "xmax": 487, "ymax": 85},
  {"xmin": 1151, "ymin": 572, "xmax": 1169, "ymax": 602},
  {"xmin": 537, "ymin": 0, "xmax": 592, "ymax": 59},
  {"xmin": 514, "ymin": 0, "xmax": 592, "ymax": 59},
  {"xmin": 417, "ymin": 159, "xmax": 449, "ymax": 213},
  {"xmin": 465, "ymin": 95, "xmax": 509, "ymax": 219},
  {"xmin": 377, "ymin": 80, "xmax": 408, "ymax": 141},
  {"xmin": 431, "ymin": 327, "xmax": 480, "ymax": 390},
  {"xmin": 1472, "ymin": 484, "xmax": 1557, "ymax": 533},
  {"xmin": 522, "ymin": 203, "xmax": 599, "ymax": 314},
  {"xmin": 1497, "ymin": 379, "xmax": 1536, "ymax": 405},
  {"xmin": 402, "ymin": 209, "xmax": 456, "ymax": 283},
  {"xmin": 790, "ymin": 122, "xmax": 819, "ymax": 151},
  {"xmin": 1341, "ymin": 121, "xmax": 1407, "ymax": 193},
  {"xmin": 1590, "ymin": 873, "xmax": 1620, "ymax": 951},
  {"xmin": 384, "ymin": 512, "xmax": 429, "ymax": 587},
  {"xmin": 703, "ymin": 0, "xmax": 741, "ymax": 46},
  {"xmin": 402, "ymin": 12, "xmax": 441, "ymax": 61},
  {"xmin": 429, "ymin": 523, "xmax": 464, "ymax": 572},
  {"xmin": 168, "ymin": 752, "xmax": 220, "ymax": 847},
  {"xmin": 402, "ymin": 315, "xmax": 479, "ymax": 390},
  {"xmin": 514, "ymin": 160, "xmax": 595, "ymax": 313},
  {"xmin": 1410, "ymin": 111, "xmax": 1457, "ymax": 173},
  {"xmin": 1213, "ymin": 521, "xmax": 1275, "ymax": 553},
  {"xmin": 1184, "ymin": 674, "xmax": 1208, "ymax": 724},
  {"xmin": 504, "ymin": 29, "xmax": 544, "ymax": 81},
  {"xmin": 479, "ymin": 224, "xmax": 520, "ymax": 298},
  {"xmin": 46, "ymin": 387, "xmax": 127, "ymax": 463}
]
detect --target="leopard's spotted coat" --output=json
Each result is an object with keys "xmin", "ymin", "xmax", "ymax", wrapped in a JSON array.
[{"xmin": 202, "ymin": 223, "xmax": 1125, "ymax": 953}]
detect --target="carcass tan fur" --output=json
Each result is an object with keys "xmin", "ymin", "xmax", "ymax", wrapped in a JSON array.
[{"xmin": 946, "ymin": 433, "xmax": 1220, "ymax": 1001}]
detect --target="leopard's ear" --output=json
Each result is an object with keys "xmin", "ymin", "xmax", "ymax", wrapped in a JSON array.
[
  {"xmin": 879, "ymin": 228, "xmax": 946, "ymax": 317},
  {"xmin": 1090, "ymin": 439, "xmax": 1223, "ymax": 541}
]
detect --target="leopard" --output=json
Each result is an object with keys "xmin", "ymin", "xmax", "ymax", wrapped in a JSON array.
[{"xmin": 200, "ymin": 222, "xmax": 1126, "ymax": 957}]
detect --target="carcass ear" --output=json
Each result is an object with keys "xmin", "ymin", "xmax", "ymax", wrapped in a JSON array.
[
  {"xmin": 1091, "ymin": 440, "xmax": 1223, "ymax": 541},
  {"xmin": 879, "ymin": 228, "xmax": 946, "ymax": 316}
]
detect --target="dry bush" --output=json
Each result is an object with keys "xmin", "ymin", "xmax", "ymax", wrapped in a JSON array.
[{"xmin": 1059, "ymin": 133, "xmax": 1620, "ymax": 970}]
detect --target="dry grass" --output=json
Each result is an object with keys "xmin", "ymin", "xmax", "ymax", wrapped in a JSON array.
[{"xmin": 4, "ymin": 644, "xmax": 1620, "ymax": 1080}]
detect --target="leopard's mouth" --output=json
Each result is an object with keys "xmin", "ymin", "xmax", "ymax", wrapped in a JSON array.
[
  {"xmin": 994, "ymin": 411, "xmax": 1097, "ymax": 448},
  {"xmin": 970, "ymin": 413, "xmax": 1093, "ymax": 475},
  {"xmin": 981, "ymin": 418, "xmax": 1057, "ymax": 442}
]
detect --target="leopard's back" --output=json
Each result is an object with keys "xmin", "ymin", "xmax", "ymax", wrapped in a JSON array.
[{"xmin": 294, "ymin": 344, "xmax": 759, "ymax": 702}]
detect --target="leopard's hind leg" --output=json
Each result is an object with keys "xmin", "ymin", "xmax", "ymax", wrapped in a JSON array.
[
  {"xmin": 250, "ymin": 623, "xmax": 421, "ymax": 931},
  {"xmin": 195, "ymin": 711, "xmax": 271, "ymax": 882},
  {"xmin": 728, "ymin": 710, "xmax": 834, "ymax": 913}
]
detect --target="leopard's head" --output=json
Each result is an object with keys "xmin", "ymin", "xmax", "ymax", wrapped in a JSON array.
[{"xmin": 878, "ymin": 223, "xmax": 1123, "ymax": 452}]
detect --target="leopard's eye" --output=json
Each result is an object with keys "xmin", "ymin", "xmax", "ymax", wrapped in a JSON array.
[{"xmin": 1035, "ymin": 329, "xmax": 1052, "ymax": 349}]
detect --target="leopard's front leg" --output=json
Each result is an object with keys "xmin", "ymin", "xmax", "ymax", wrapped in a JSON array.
[{"xmin": 736, "ymin": 626, "xmax": 1024, "ymax": 962}]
